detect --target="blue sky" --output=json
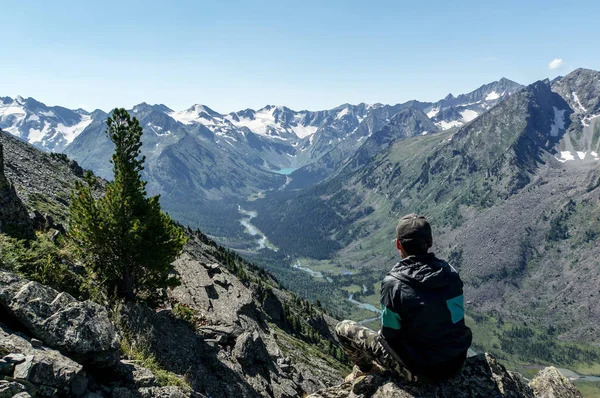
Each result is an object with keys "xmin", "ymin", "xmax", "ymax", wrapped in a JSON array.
[{"xmin": 2, "ymin": 0, "xmax": 599, "ymax": 113}]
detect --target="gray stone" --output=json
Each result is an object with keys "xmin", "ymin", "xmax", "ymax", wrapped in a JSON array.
[
  {"xmin": 38, "ymin": 385, "xmax": 58, "ymax": 397},
  {"xmin": 0, "ymin": 270, "xmax": 121, "ymax": 367},
  {"xmin": 111, "ymin": 387, "xmax": 137, "ymax": 398},
  {"xmin": 12, "ymin": 393, "xmax": 33, "ymax": 398},
  {"xmin": 83, "ymin": 392, "xmax": 105, "ymax": 398},
  {"xmin": 30, "ymin": 338, "xmax": 43, "ymax": 348},
  {"xmin": 1, "ymin": 323, "xmax": 88, "ymax": 394},
  {"xmin": 0, "ymin": 380, "xmax": 27, "ymax": 398},
  {"xmin": 3, "ymin": 352, "xmax": 26, "ymax": 363},
  {"xmin": 114, "ymin": 360, "xmax": 158, "ymax": 388},
  {"xmin": 13, "ymin": 354, "xmax": 34, "ymax": 379},
  {"xmin": 138, "ymin": 386, "xmax": 198, "ymax": 398},
  {"xmin": 0, "ymin": 358, "xmax": 14, "ymax": 375},
  {"xmin": 233, "ymin": 330, "xmax": 270, "ymax": 366}
]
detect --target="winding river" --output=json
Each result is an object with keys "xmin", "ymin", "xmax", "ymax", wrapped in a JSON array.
[{"xmin": 238, "ymin": 206, "xmax": 272, "ymax": 251}]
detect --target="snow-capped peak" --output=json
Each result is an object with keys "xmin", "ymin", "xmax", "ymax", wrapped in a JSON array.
[
  {"xmin": 0, "ymin": 95, "xmax": 94, "ymax": 151},
  {"xmin": 168, "ymin": 104, "xmax": 218, "ymax": 125}
]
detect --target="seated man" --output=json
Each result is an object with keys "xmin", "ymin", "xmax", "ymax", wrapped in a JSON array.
[{"xmin": 335, "ymin": 214, "xmax": 472, "ymax": 382}]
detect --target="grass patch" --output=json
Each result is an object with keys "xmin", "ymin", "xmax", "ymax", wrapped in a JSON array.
[
  {"xmin": 120, "ymin": 336, "xmax": 190, "ymax": 389},
  {"xmin": 341, "ymin": 284, "xmax": 362, "ymax": 294},
  {"xmin": 575, "ymin": 381, "xmax": 600, "ymax": 398}
]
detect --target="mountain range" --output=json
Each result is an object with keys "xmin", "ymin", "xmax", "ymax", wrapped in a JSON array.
[{"xmin": 1, "ymin": 78, "xmax": 522, "ymax": 238}]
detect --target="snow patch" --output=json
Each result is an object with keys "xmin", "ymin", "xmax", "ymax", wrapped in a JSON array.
[
  {"xmin": 556, "ymin": 151, "xmax": 575, "ymax": 162},
  {"xmin": 460, "ymin": 110, "xmax": 478, "ymax": 122},
  {"xmin": 56, "ymin": 114, "xmax": 93, "ymax": 143},
  {"xmin": 39, "ymin": 111, "xmax": 55, "ymax": 117},
  {"xmin": 421, "ymin": 131, "xmax": 428, "ymax": 135},
  {"xmin": 336, "ymin": 107, "xmax": 349, "ymax": 120},
  {"xmin": 572, "ymin": 92, "xmax": 587, "ymax": 113},
  {"xmin": 291, "ymin": 124, "xmax": 318, "ymax": 139},
  {"xmin": 437, "ymin": 120, "xmax": 463, "ymax": 130},
  {"xmin": 577, "ymin": 151, "xmax": 586, "ymax": 160},
  {"xmin": 0, "ymin": 102, "xmax": 26, "ymax": 116},
  {"xmin": 27, "ymin": 114, "xmax": 40, "ymax": 122},
  {"xmin": 426, "ymin": 107, "xmax": 439, "ymax": 118},
  {"xmin": 227, "ymin": 107, "xmax": 277, "ymax": 136},
  {"xmin": 485, "ymin": 91, "xmax": 501, "ymax": 101},
  {"xmin": 28, "ymin": 122, "xmax": 53, "ymax": 143},
  {"xmin": 550, "ymin": 107, "xmax": 566, "ymax": 137}
]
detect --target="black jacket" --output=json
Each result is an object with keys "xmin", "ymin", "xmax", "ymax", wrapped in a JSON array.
[{"xmin": 379, "ymin": 253, "xmax": 472, "ymax": 379}]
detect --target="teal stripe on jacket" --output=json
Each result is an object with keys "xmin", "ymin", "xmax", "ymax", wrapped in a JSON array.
[
  {"xmin": 446, "ymin": 294, "xmax": 465, "ymax": 324},
  {"xmin": 381, "ymin": 304, "xmax": 402, "ymax": 330}
]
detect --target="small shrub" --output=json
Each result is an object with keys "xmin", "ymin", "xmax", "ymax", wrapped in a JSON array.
[
  {"xmin": 172, "ymin": 302, "xmax": 196, "ymax": 323},
  {"xmin": 120, "ymin": 335, "xmax": 190, "ymax": 389}
]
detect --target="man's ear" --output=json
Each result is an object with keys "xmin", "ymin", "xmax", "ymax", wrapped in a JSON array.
[{"xmin": 396, "ymin": 239, "xmax": 402, "ymax": 251}]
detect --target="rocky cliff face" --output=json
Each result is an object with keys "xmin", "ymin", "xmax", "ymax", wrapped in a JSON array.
[{"xmin": 0, "ymin": 143, "xmax": 34, "ymax": 238}]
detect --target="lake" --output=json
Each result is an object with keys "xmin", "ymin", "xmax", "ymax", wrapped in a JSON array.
[{"xmin": 275, "ymin": 168, "xmax": 298, "ymax": 175}]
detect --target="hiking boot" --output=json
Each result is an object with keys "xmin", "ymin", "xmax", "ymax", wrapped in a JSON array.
[{"xmin": 344, "ymin": 363, "xmax": 385, "ymax": 383}]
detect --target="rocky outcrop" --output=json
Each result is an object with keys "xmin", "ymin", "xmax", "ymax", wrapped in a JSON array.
[
  {"xmin": 306, "ymin": 354, "xmax": 582, "ymax": 398},
  {"xmin": 0, "ymin": 323, "xmax": 88, "ymax": 397},
  {"xmin": 0, "ymin": 270, "xmax": 121, "ymax": 368},
  {"xmin": 0, "ymin": 143, "xmax": 34, "ymax": 238},
  {"xmin": 529, "ymin": 367, "xmax": 583, "ymax": 398},
  {"xmin": 0, "ymin": 321, "xmax": 201, "ymax": 397}
]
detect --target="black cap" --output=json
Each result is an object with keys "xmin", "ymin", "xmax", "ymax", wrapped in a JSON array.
[{"xmin": 396, "ymin": 214, "xmax": 432, "ymax": 253}]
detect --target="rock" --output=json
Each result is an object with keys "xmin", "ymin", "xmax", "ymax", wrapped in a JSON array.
[
  {"xmin": 13, "ymin": 393, "xmax": 33, "ymax": 398},
  {"xmin": 233, "ymin": 330, "xmax": 270, "ymax": 367},
  {"xmin": 83, "ymin": 392, "xmax": 104, "ymax": 398},
  {"xmin": 112, "ymin": 387, "xmax": 136, "ymax": 398},
  {"xmin": 1, "ymin": 322, "xmax": 89, "ymax": 396},
  {"xmin": 3, "ymin": 353, "xmax": 27, "ymax": 364},
  {"xmin": 529, "ymin": 367, "xmax": 583, "ymax": 398},
  {"xmin": 0, "ymin": 380, "xmax": 27, "ymax": 398},
  {"xmin": 307, "ymin": 354, "xmax": 580, "ymax": 398},
  {"xmin": 0, "ymin": 358, "xmax": 14, "ymax": 375},
  {"xmin": 138, "ymin": 386, "xmax": 198, "ymax": 397},
  {"xmin": 114, "ymin": 360, "xmax": 158, "ymax": 388},
  {"xmin": 0, "ymin": 270, "xmax": 121, "ymax": 367},
  {"xmin": 111, "ymin": 386, "xmax": 202, "ymax": 398},
  {"xmin": 30, "ymin": 338, "xmax": 43, "ymax": 348},
  {"xmin": 13, "ymin": 354, "xmax": 35, "ymax": 379}
]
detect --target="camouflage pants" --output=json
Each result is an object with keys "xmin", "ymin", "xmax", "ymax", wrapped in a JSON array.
[{"xmin": 335, "ymin": 320, "xmax": 414, "ymax": 381}]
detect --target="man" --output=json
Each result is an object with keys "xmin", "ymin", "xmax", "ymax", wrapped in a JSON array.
[{"xmin": 335, "ymin": 214, "xmax": 472, "ymax": 382}]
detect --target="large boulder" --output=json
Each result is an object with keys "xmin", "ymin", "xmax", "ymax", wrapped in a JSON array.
[
  {"xmin": 307, "ymin": 354, "xmax": 582, "ymax": 398},
  {"xmin": 0, "ymin": 270, "xmax": 120, "ymax": 367},
  {"xmin": 0, "ymin": 322, "xmax": 89, "ymax": 396}
]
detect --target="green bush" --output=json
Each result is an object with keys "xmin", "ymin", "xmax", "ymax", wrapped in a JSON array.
[{"xmin": 0, "ymin": 233, "xmax": 84, "ymax": 298}]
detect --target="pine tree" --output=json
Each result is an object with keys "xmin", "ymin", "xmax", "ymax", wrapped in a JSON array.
[{"xmin": 69, "ymin": 108, "xmax": 187, "ymax": 305}]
